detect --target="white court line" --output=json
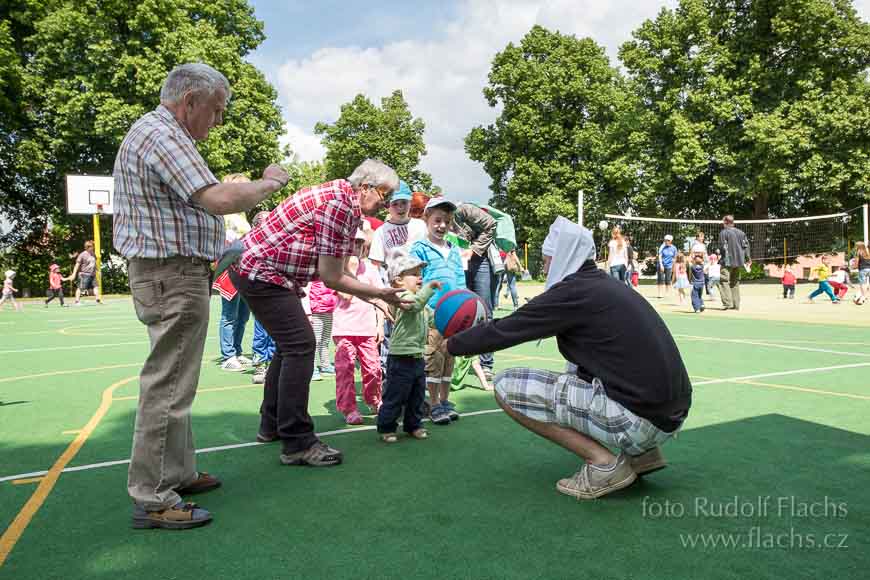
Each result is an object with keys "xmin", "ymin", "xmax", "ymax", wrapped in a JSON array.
[
  {"xmin": 0, "ymin": 409, "xmax": 504, "ymax": 484},
  {"xmin": 675, "ymin": 334, "xmax": 870, "ymax": 358},
  {"xmin": 693, "ymin": 362, "xmax": 870, "ymax": 386},
  {"xmin": 0, "ymin": 340, "xmax": 148, "ymax": 355}
]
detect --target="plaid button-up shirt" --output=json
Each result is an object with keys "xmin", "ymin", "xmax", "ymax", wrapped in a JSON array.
[
  {"xmin": 237, "ymin": 179, "xmax": 361, "ymax": 292},
  {"xmin": 112, "ymin": 105, "xmax": 223, "ymax": 260}
]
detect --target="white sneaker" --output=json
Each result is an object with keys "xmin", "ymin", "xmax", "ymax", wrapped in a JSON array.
[
  {"xmin": 236, "ymin": 355, "xmax": 253, "ymax": 365},
  {"xmin": 221, "ymin": 356, "xmax": 246, "ymax": 372}
]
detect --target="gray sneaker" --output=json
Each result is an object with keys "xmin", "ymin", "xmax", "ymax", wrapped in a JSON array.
[
  {"xmin": 252, "ymin": 365, "xmax": 267, "ymax": 384},
  {"xmin": 430, "ymin": 404, "xmax": 451, "ymax": 425},
  {"xmin": 629, "ymin": 447, "xmax": 667, "ymax": 476},
  {"xmin": 556, "ymin": 454, "xmax": 637, "ymax": 500},
  {"xmin": 280, "ymin": 441, "xmax": 342, "ymax": 467}
]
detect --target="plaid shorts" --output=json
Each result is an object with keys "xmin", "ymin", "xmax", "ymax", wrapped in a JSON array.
[{"xmin": 494, "ymin": 366, "xmax": 677, "ymax": 456}]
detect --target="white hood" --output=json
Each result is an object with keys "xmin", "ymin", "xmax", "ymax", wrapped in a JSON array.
[{"xmin": 542, "ymin": 216, "xmax": 596, "ymax": 290}]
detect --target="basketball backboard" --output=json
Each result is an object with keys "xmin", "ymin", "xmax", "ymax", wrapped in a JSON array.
[{"xmin": 66, "ymin": 175, "xmax": 114, "ymax": 215}]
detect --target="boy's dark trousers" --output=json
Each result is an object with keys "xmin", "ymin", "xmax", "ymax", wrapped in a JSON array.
[
  {"xmin": 782, "ymin": 284, "xmax": 795, "ymax": 298},
  {"xmin": 45, "ymin": 288, "xmax": 64, "ymax": 306},
  {"xmin": 377, "ymin": 354, "xmax": 425, "ymax": 434},
  {"xmin": 691, "ymin": 283, "xmax": 705, "ymax": 312}
]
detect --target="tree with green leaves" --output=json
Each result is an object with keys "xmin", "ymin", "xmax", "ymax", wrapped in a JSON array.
[
  {"xmin": 315, "ymin": 90, "xmax": 434, "ymax": 192},
  {"xmin": 0, "ymin": 0, "xmax": 284, "ymax": 292},
  {"xmin": 465, "ymin": 25, "xmax": 632, "ymax": 247},
  {"xmin": 619, "ymin": 0, "xmax": 870, "ymax": 218}
]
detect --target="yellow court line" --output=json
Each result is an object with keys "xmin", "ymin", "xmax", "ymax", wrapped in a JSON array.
[
  {"xmin": 734, "ymin": 379, "xmax": 870, "ymax": 401},
  {"xmin": 10, "ymin": 478, "xmax": 43, "ymax": 486},
  {"xmin": 691, "ymin": 374, "xmax": 870, "ymax": 401},
  {"xmin": 0, "ymin": 358, "xmax": 217, "ymax": 384},
  {"xmin": 113, "ymin": 383, "xmax": 259, "ymax": 401},
  {"xmin": 0, "ymin": 363, "xmax": 141, "ymax": 384},
  {"xmin": 0, "ymin": 375, "xmax": 137, "ymax": 568}
]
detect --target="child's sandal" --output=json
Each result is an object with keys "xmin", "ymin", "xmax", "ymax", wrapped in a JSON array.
[
  {"xmin": 409, "ymin": 428, "xmax": 428, "ymax": 440},
  {"xmin": 380, "ymin": 433, "xmax": 398, "ymax": 444}
]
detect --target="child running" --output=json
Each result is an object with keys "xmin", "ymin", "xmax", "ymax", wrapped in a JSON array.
[
  {"xmin": 1, "ymin": 270, "xmax": 22, "ymax": 311},
  {"xmin": 672, "ymin": 252, "xmax": 689, "ymax": 305},
  {"xmin": 690, "ymin": 254, "xmax": 705, "ymax": 313},
  {"xmin": 332, "ymin": 229, "xmax": 385, "ymax": 425},
  {"xmin": 808, "ymin": 256, "xmax": 840, "ymax": 304},
  {"xmin": 44, "ymin": 264, "xmax": 67, "ymax": 307},
  {"xmin": 410, "ymin": 198, "xmax": 467, "ymax": 426},
  {"xmin": 376, "ymin": 247, "xmax": 441, "ymax": 443},
  {"xmin": 707, "ymin": 253, "xmax": 721, "ymax": 300},
  {"xmin": 781, "ymin": 265, "xmax": 796, "ymax": 299}
]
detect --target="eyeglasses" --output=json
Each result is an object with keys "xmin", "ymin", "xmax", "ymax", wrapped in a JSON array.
[{"xmin": 366, "ymin": 183, "xmax": 393, "ymax": 203}]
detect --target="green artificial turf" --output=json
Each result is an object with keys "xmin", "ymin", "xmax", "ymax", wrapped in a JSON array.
[{"xmin": 0, "ymin": 297, "xmax": 868, "ymax": 579}]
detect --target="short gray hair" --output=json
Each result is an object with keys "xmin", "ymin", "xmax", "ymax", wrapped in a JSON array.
[
  {"xmin": 347, "ymin": 159, "xmax": 399, "ymax": 192},
  {"xmin": 160, "ymin": 63, "xmax": 231, "ymax": 105}
]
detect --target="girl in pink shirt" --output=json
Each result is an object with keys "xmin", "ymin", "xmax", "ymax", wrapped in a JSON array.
[
  {"xmin": 332, "ymin": 232, "xmax": 385, "ymax": 425},
  {"xmin": 45, "ymin": 264, "xmax": 67, "ymax": 307}
]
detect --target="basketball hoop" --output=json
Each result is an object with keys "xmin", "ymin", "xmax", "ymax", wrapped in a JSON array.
[{"xmin": 96, "ymin": 204, "xmax": 104, "ymax": 215}]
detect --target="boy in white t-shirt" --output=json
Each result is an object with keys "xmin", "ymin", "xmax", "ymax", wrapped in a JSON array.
[{"xmin": 368, "ymin": 181, "xmax": 428, "ymax": 270}]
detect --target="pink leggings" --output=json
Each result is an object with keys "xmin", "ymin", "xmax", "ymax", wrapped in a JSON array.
[{"xmin": 333, "ymin": 335, "xmax": 382, "ymax": 415}]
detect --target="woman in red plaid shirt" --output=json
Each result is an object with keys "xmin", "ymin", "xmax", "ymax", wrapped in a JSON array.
[{"xmin": 230, "ymin": 159, "xmax": 411, "ymax": 467}]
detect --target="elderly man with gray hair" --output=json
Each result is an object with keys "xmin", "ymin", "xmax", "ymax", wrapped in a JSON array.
[
  {"xmin": 230, "ymin": 159, "xmax": 412, "ymax": 470},
  {"xmin": 114, "ymin": 63, "xmax": 289, "ymax": 530}
]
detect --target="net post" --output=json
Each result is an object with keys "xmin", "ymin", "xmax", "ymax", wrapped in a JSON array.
[
  {"xmin": 863, "ymin": 203, "xmax": 869, "ymax": 246},
  {"xmin": 93, "ymin": 209, "xmax": 103, "ymax": 300},
  {"xmin": 577, "ymin": 190, "xmax": 584, "ymax": 226}
]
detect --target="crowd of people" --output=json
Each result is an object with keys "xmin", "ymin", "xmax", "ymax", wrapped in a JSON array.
[{"xmin": 101, "ymin": 63, "xmax": 694, "ymax": 530}]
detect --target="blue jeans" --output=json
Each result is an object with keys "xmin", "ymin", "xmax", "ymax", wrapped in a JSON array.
[
  {"xmin": 466, "ymin": 253, "xmax": 495, "ymax": 370},
  {"xmin": 377, "ymin": 355, "xmax": 426, "ymax": 434},
  {"xmin": 219, "ymin": 294, "xmax": 250, "ymax": 360},
  {"xmin": 610, "ymin": 265, "xmax": 627, "ymax": 282},
  {"xmin": 691, "ymin": 283, "xmax": 705, "ymax": 311},
  {"xmin": 252, "ymin": 319, "xmax": 275, "ymax": 364},
  {"xmin": 380, "ymin": 319, "xmax": 393, "ymax": 380},
  {"xmin": 496, "ymin": 271, "xmax": 519, "ymax": 308}
]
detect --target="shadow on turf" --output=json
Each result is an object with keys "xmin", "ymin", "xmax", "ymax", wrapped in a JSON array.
[{"xmin": 2, "ymin": 412, "xmax": 868, "ymax": 578}]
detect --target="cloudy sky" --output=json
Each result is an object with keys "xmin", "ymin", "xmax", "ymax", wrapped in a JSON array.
[{"xmin": 247, "ymin": 0, "xmax": 870, "ymax": 203}]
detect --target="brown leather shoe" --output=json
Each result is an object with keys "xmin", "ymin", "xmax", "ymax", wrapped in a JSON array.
[
  {"xmin": 132, "ymin": 502, "xmax": 212, "ymax": 529},
  {"xmin": 176, "ymin": 472, "xmax": 221, "ymax": 495}
]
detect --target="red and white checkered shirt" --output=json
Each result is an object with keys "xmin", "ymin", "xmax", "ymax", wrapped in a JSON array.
[
  {"xmin": 112, "ymin": 105, "xmax": 223, "ymax": 260},
  {"xmin": 237, "ymin": 179, "xmax": 361, "ymax": 292}
]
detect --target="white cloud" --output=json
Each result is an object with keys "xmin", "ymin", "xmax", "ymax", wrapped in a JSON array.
[{"xmin": 270, "ymin": 0, "xmax": 866, "ymax": 203}]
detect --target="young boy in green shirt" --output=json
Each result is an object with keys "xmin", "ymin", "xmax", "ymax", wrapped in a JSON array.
[{"xmin": 376, "ymin": 248, "xmax": 441, "ymax": 443}]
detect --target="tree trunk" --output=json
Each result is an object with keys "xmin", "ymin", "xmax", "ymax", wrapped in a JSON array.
[{"xmin": 753, "ymin": 192, "xmax": 769, "ymax": 219}]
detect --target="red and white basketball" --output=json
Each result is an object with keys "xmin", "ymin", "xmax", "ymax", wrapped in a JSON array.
[{"xmin": 433, "ymin": 289, "xmax": 490, "ymax": 337}]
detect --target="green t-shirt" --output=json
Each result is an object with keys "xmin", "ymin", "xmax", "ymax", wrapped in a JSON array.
[{"xmin": 389, "ymin": 284, "xmax": 437, "ymax": 356}]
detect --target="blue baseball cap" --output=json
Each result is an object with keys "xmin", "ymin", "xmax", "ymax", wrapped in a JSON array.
[{"xmin": 391, "ymin": 180, "xmax": 412, "ymax": 204}]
